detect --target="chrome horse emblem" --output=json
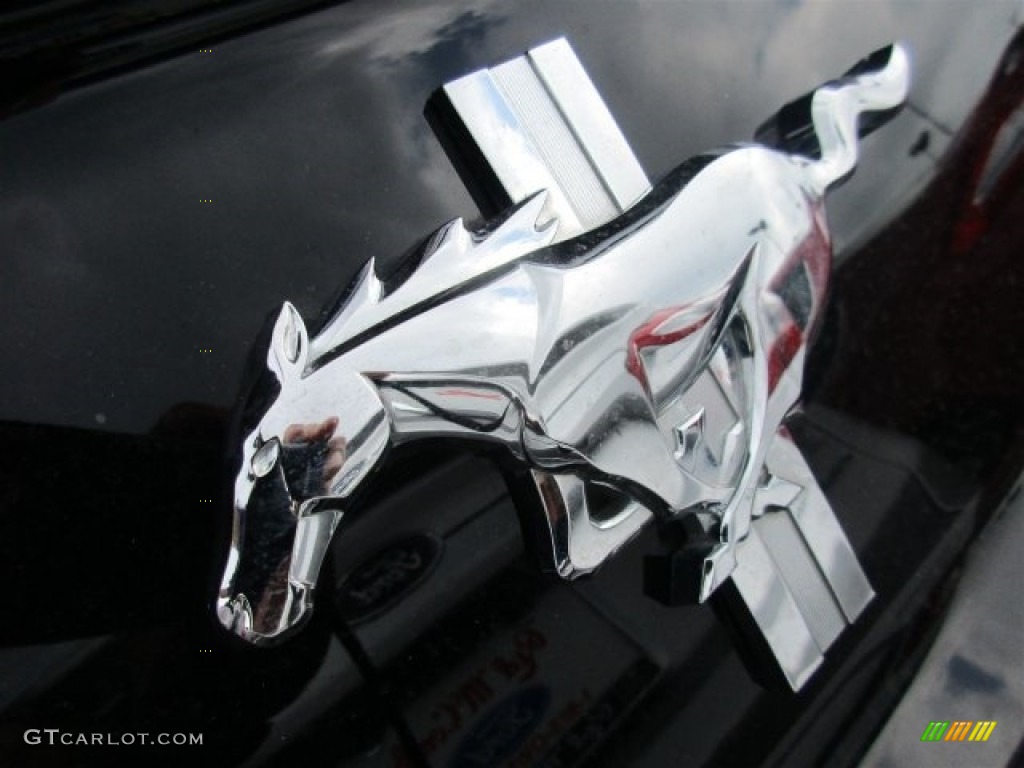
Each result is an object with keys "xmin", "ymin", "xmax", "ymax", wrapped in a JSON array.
[{"xmin": 217, "ymin": 41, "xmax": 909, "ymax": 689}]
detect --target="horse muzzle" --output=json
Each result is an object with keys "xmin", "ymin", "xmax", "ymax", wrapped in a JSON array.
[{"xmin": 217, "ymin": 492, "xmax": 345, "ymax": 644}]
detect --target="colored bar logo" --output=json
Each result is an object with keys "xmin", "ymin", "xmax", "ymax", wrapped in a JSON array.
[{"xmin": 921, "ymin": 721, "xmax": 997, "ymax": 742}]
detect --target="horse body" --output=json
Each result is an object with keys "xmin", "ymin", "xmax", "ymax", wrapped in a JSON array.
[{"xmin": 357, "ymin": 146, "xmax": 824, "ymax": 509}]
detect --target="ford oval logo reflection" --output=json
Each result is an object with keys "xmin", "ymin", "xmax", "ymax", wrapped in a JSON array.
[
  {"xmin": 336, "ymin": 533, "xmax": 443, "ymax": 623},
  {"xmin": 452, "ymin": 685, "xmax": 552, "ymax": 768}
]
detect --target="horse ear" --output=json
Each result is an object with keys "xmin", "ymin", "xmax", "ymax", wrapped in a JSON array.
[{"xmin": 268, "ymin": 302, "xmax": 309, "ymax": 382}]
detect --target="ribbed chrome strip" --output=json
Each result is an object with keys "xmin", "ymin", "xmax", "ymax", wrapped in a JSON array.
[
  {"xmin": 756, "ymin": 510, "xmax": 846, "ymax": 651},
  {"xmin": 491, "ymin": 57, "xmax": 615, "ymax": 229},
  {"xmin": 436, "ymin": 37, "xmax": 650, "ymax": 241}
]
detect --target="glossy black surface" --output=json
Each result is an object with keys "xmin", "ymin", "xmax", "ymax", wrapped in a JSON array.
[{"xmin": 1, "ymin": 1, "xmax": 1023, "ymax": 765}]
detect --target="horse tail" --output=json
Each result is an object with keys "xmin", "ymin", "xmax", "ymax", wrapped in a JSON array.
[{"xmin": 755, "ymin": 43, "xmax": 911, "ymax": 192}]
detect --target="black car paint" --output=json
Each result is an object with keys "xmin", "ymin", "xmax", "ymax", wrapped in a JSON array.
[{"xmin": 1, "ymin": 1, "xmax": 1022, "ymax": 765}]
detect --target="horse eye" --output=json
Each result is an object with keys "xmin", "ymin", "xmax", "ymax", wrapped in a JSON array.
[{"xmin": 251, "ymin": 438, "xmax": 281, "ymax": 478}]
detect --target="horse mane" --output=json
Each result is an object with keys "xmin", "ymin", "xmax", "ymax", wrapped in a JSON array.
[{"xmin": 308, "ymin": 191, "xmax": 558, "ymax": 368}]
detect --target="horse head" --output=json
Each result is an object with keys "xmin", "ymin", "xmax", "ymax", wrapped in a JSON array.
[
  {"xmin": 216, "ymin": 301, "xmax": 389, "ymax": 644},
  {"xmin": 216, "ymin": 197, "xmax": 556, "ymax": 643}
]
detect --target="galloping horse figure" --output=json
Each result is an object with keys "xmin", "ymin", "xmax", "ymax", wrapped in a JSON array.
[{"xmin": 217, "ymin": 45, "xmax": 909, "ymax": 644}]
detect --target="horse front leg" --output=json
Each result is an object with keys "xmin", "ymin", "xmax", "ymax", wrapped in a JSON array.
[
  {"xmin": 521, "ymin": 386, "xmax": 733, "ymax": 580},
  {"xmin": 525, "ymin": 471, "xmax": 653, "ymax": 578}
]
